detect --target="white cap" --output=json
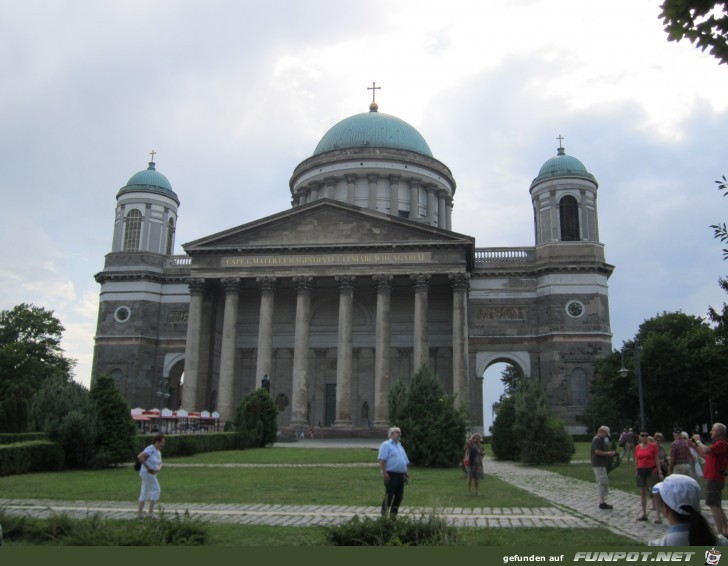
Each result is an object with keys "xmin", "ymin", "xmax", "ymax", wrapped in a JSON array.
[{"xmin": 652, "ymin": 474, "xmax": 701, "ymax": 515}]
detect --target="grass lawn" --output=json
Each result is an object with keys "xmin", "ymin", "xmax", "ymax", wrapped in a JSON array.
[{"xmin": 0, "ymin": 444, "xmax": 640, "ymax": 546}]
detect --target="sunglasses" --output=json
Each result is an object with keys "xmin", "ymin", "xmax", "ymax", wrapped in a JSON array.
[{"xmin": 640, "ymin": 433, "xmax": 649, "ymax": 437}]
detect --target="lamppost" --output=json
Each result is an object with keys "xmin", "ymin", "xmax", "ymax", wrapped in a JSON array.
[
  {"xmin": 617, "ymin": 338, "xmax": 645, "ymax": 432},
  {"xmin": 156, "ymin": 375, "xmax": 171, "ymax": 433},
  {"xmin": 261, "ymin": 373, "xmax": 270, "ymax": 392}
]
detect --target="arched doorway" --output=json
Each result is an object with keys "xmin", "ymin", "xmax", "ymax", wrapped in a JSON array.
[{"xmin": 476, "ymin": 352, "xmax": 530, "ymax": 437}]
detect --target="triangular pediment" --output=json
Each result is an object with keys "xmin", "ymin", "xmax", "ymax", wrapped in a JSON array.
[{"xmin": 184, "ymin": 200, "xmax": 473, "ymax": 252}]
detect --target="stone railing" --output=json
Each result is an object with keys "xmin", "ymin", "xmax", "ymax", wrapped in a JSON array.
[
  {"xmin": 474, "ymin": 247, "xmax": 535, "ymax": 267},
  {"xmin": 168, "ymin": 255, "xmax": 192, "ymax": 267}
]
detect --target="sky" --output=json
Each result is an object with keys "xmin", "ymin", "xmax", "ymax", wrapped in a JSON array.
[{"xmin": 2, "ymin": 1, "xmax": 728, "ymax": 430}]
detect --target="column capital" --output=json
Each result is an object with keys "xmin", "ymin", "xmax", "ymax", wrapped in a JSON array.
[
  {"xmin": 388, "ymin": 174, "xmax": 401, "ymax": 185},
  {"xmin": 410, "ymin": 273, "xmax": 431, "ymax": 291},
  {"xmin": 256, "ymin": 276, "xmax": 277, "ymax": 294},
  {"xmin": 345, "ymin": 174, "xmax": 358, "ymax": 184},
  {"xmin": 373, "ymin": 274, "xmax": 394, "ymax": 292},
  {"xmin": 335, "ymin": 274, "xmax": 357, "ymax": 291},
  {"xmin": 187, "ymin": 278, "xmax": 206, "ymax": 295},
  {"xmin": 367, "ymin": 173, "xmax": 379, "ymax": 183},
  {"xmin": 408, "ymin": 178, "xmax": 421, "ymax": 189},
  {"xmin": 293, "ymin": 275, "xmax": 314, "ymax": 291},
  {"xmin": 449, "ymin": 272, "xmax": 470, "ymax": 293},
  {"xmin": 220, "ymin": 277, "xmax": 242, "ymax": 293}
]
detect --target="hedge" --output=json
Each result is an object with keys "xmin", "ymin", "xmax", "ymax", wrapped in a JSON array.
[
  {"xmin": 0, "ymin": 432, "xmax": 47, "ymax": 445},
  {"xmin": 133, "ymin": 432, "xmax": 245, "ymax": 458},
  {"xmin": 0, "ymin": 440, "xmax": 64, "ymax": 477}
]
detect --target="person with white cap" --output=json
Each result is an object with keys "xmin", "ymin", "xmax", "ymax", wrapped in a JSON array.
[
  {"xmin": 591, "ymin": 425, "xmax": 616, "ymax": 510},
  {"xmin": 649, "ymin": 474, "xmax": 726, "ymax": 546}
]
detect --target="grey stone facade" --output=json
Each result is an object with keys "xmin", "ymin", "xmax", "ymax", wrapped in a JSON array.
[{"xmin": 92, "ymin": 109, "xmax": 613, "ymax": 435}]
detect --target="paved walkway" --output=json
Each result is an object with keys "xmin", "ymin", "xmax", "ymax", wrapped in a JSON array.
[{"xmin": 0, "ymin": 440, "xmax": 715, "ymax": 543}]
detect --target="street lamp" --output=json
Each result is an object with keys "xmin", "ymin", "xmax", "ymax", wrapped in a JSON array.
[
  {"xmin": 156, "ymin": 375, "xmax": 171, "ymax": 433},
  {"xmin": 617, "ymin": 338, "xmax": 645, "ymax": 432},
  {"xmin": 261, "ymin": 373, "xmax": 270, "ymax": 392}
]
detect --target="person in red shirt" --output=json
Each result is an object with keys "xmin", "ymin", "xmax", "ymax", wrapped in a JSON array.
[
  {"xmin": 692, "ymin": 423, "xmax": 728, "ymax": 536},
  {"xmin": 635, "ymin": 431, "xmax": 664, "ymax": 523}
]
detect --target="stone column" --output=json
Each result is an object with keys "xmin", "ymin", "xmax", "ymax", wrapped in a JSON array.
[
  {"xmin": 446, "ymin": 197, "xmax": 453, "ymax": 231},
  {"xmin": 373, "ymin": 274, "xmax": 393, "ymax": 426},
  {"xmin": 438, "ymin": 191, "xmax": 447, "ymax": 229},
  {"xmin": 299, "ymin": 189, "xmax": 307, "ymax": 206},
  {"xmin": 182, "ymin": 278, "xmax": 206, "ymax": 410},
  {"xmin": 324, "ymin": 177, "xmax": 336, "ymax": 200},
  {"xmin": 368, "ymin": 174, "xmax": 378, "ymax": 210},
  {"xmin": 426, "ymin": 184, "xmax": 436, "ymax": 225},
  {"xmin": 290, "ymin": 276, "xmax": 313, "ymax": 425},
  {"xmin": 346, "ymin": 174, "xmax": 357, "ymax": 205},
  {"xmin": 549, "ymin": 190, "xmax": 559, "ymax": 241},
  {"xmin": 450, "ymin": 272, "xmax": 470, "ymax": 407},
  {"xmin": 255, "ymin": 276, "xmax": 277, "ymax": 383},
  {"xmin": 409, "ymin": 180, "xmax": 420, "ymax": 220},
  {"xmin": 411, "ymin": 273, "xmax": 431, "ymax": 370},
  {"xmin": 389, "ymin": 175, "xmax": 400, "ymax": 217},
  {"xmin": 579, "ymin": 189, "xmax": 588, "ymax": 240},
  {"xmin": 334, "ymin": 275, "xmax": 356, "ymax": 427},
  {"xmin": 217, "ymin": 277, "xmax": 241, "ymax": 422},
  {"xmin": 309, "ymin": 182, "xmax": 320, "ymax": 202}
]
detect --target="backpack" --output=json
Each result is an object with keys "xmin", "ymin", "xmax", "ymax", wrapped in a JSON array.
[{"xmin": 133, "ymin": 456, "xmax": 142, "ymax": 472}]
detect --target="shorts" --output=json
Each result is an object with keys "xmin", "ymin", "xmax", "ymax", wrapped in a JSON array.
[
  {"xmin": 636, "ymin": 468, "xmax": 657, "ymax": 489},
  {"xmin": 706, "ymin": 479, "xmax": 725, "ymax": 507}
]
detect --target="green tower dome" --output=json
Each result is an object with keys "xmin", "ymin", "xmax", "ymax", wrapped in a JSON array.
[
  {"xmin": 313, "ymin": 105, "xmax": 433, "ymax": 157},
  {"xmin": 117, "ymin": 161, "xmax": 179, "ymax": 204},
  {"xmin": 534, "ymin": 147, "xmax": 596, "ymax": 184}
]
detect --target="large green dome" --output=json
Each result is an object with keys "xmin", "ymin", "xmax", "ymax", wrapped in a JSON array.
[
  {"xmin": 313, "ymin": 108, "xmax": 433, "ymax": 157},
  {"xmin": 534, "ymin": 148, "xmax": 596, "ymax": 184},
  {"xmin": 117, "ymin": 162, "xmax": 179, "ymax": 204}
]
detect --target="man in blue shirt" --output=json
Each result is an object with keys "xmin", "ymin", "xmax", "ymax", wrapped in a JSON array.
[{"xmin": 378, "ymin": 426, "xmax": 410, "ymax": 517}]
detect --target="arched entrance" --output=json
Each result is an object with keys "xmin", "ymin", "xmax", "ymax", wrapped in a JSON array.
[{"xmin": 476, "ymin": 352, "xmax": 531, "ymax": 436}]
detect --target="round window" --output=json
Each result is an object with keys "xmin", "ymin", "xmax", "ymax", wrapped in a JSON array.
[
  {"xmin": 114, "ymin": 306, "xmax": 131, "ymax": 323},
  {"xmin": 565, "ymin": 300, "xmax": 584, "ymax": 318}
]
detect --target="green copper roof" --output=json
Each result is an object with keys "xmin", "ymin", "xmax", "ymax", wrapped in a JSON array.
[
  {"xmin": 117, "ymin": 162, "xmax": 179, "ymax": 204},
  {"xmin": 313, "ymin": 108, "xmax": 433, "ymax": 157},
  {"xmin": 534, "ymin": 148, "xmax": 596, "ymax": 184}
]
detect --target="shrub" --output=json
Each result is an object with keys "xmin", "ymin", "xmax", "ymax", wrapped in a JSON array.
[
  {"xmin": 491, "ymin": 394, "xmax": 520, "ymax": 460},
  {"xmin": 133, "ymin": 432, "xmax": 245, "ymax": 457},
  {"xmin": 387, "ymin": 365, "xmax": 468, "ymax": 468},
  {"xmin": 89, "ymin": 374, "xmax": 137, "ymax": 468},
  {"xmin": 0, "ymin": 508, "xmax": 207, "ymax": 545},
  {"xmin": 233, "ymin": 389, "xmax": 277, "ymax": 448},
  {"xmin": 325, "ymin": 513, "xmax": 459, "ymax": 546},
  {"xmin": 31, "ymin": 378, "xmax": 98, "ymax": 469},
  {"xmin": 514, "ymin": 380, "xmax": 574, "ymax": 465}
]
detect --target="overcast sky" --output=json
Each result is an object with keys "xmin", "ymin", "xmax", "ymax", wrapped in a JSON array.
[{"xmin": 2, "ymin": 1, "xmax": 727, "ymax": 427}]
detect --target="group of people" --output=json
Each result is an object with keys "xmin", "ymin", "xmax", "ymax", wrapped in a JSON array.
[{"xmin": 591, "ymin": 423, "xmax": 728, "ymax": 546}]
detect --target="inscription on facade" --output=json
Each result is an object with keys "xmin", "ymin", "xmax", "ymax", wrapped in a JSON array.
[
  {"xmin": 167, "ymin": 310, "xmax": 188, "ymax": 322},
  {"xmin": 222, "ymin": 252, "xmax": 431, "ymax": 268},
  {"xmin": 476, "ymin": 306, "xmax": 526, "ymax": 320}
]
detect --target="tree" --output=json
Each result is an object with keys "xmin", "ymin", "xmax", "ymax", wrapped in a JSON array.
[
  {"xmin": 491, "ymin": 394, "xmax": 520, "ymax": 461},
  {"xmin": 89, "ymin": 374, "xmax": 137, "ymax": 468},
  {"xmin": 500, "ymin": 364, "xmax": 523, "ymax": 396},
  {"xmin": 0, "ymin": 303, "xmax": 75, "ymax": 395},
  {"xmin": 31, "ymin": 377, "xmax": 98, "ymax": 469},
  {"xmin": 659, "ymin": 1, "xmax": 728, "ymax": 65},
  {"xmin": 513, "ymin": 380, "xmax": 574, "ymax": 465},
  {"xmin": 590, "ymin": 311, "xmax": 723, "ymax": 433},
  {"xmin": 387, "ymin": 365, "xmax": 468, "ymax": 467},
  {"xmin": 233, "ymin": 388, "xmax": 278, "ymax": 448}
]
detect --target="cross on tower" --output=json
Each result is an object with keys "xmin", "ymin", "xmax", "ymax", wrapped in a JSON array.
[
  {"xmin": 149, "ymin": 149, "xmax": 156, "ymax": 162},
  {"xmin": 367, "ymin": 81, "xmax": 381, "ymax": 103},
  {"xmin": 556, "ymin": 135, "xmax": 564, "ymax": 149}
]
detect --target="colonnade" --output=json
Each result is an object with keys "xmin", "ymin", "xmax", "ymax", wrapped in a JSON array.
[
  {"xmin": 294, "ymin": 174, "xmax": 453, "ymax": 230},
  {"xmin": 182, "ymin": 272, "xmax": 470, "ymax": 424}
]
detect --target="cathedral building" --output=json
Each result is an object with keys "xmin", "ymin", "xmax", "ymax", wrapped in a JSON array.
[{"xmin": 92, "ymin": 97, "xmax": 614, "ymax": 435}]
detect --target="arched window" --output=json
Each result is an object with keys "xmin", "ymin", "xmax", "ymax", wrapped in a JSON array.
[
  {"xmin": 559, "ymin": 195, "xmax": 580, "ymax": 241},
  {"xmin": 570, "ymin": 368, "xmax": 588, "ymax": 406},
  {"xmin": 111, "ymin": 368, "xmax": 123, "ymax": 390},
  {"xmin": 165, "ymin": 217, "xmax": 175, "ymax": 255},
  {"xmin": 123, "ymin": 209, "xmax": 142, "ymax": 251}
]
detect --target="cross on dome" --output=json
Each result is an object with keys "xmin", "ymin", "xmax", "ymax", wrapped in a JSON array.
[{"xmin": 367, "ymin": 81, "xmax": 381, "ymax": 112}]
